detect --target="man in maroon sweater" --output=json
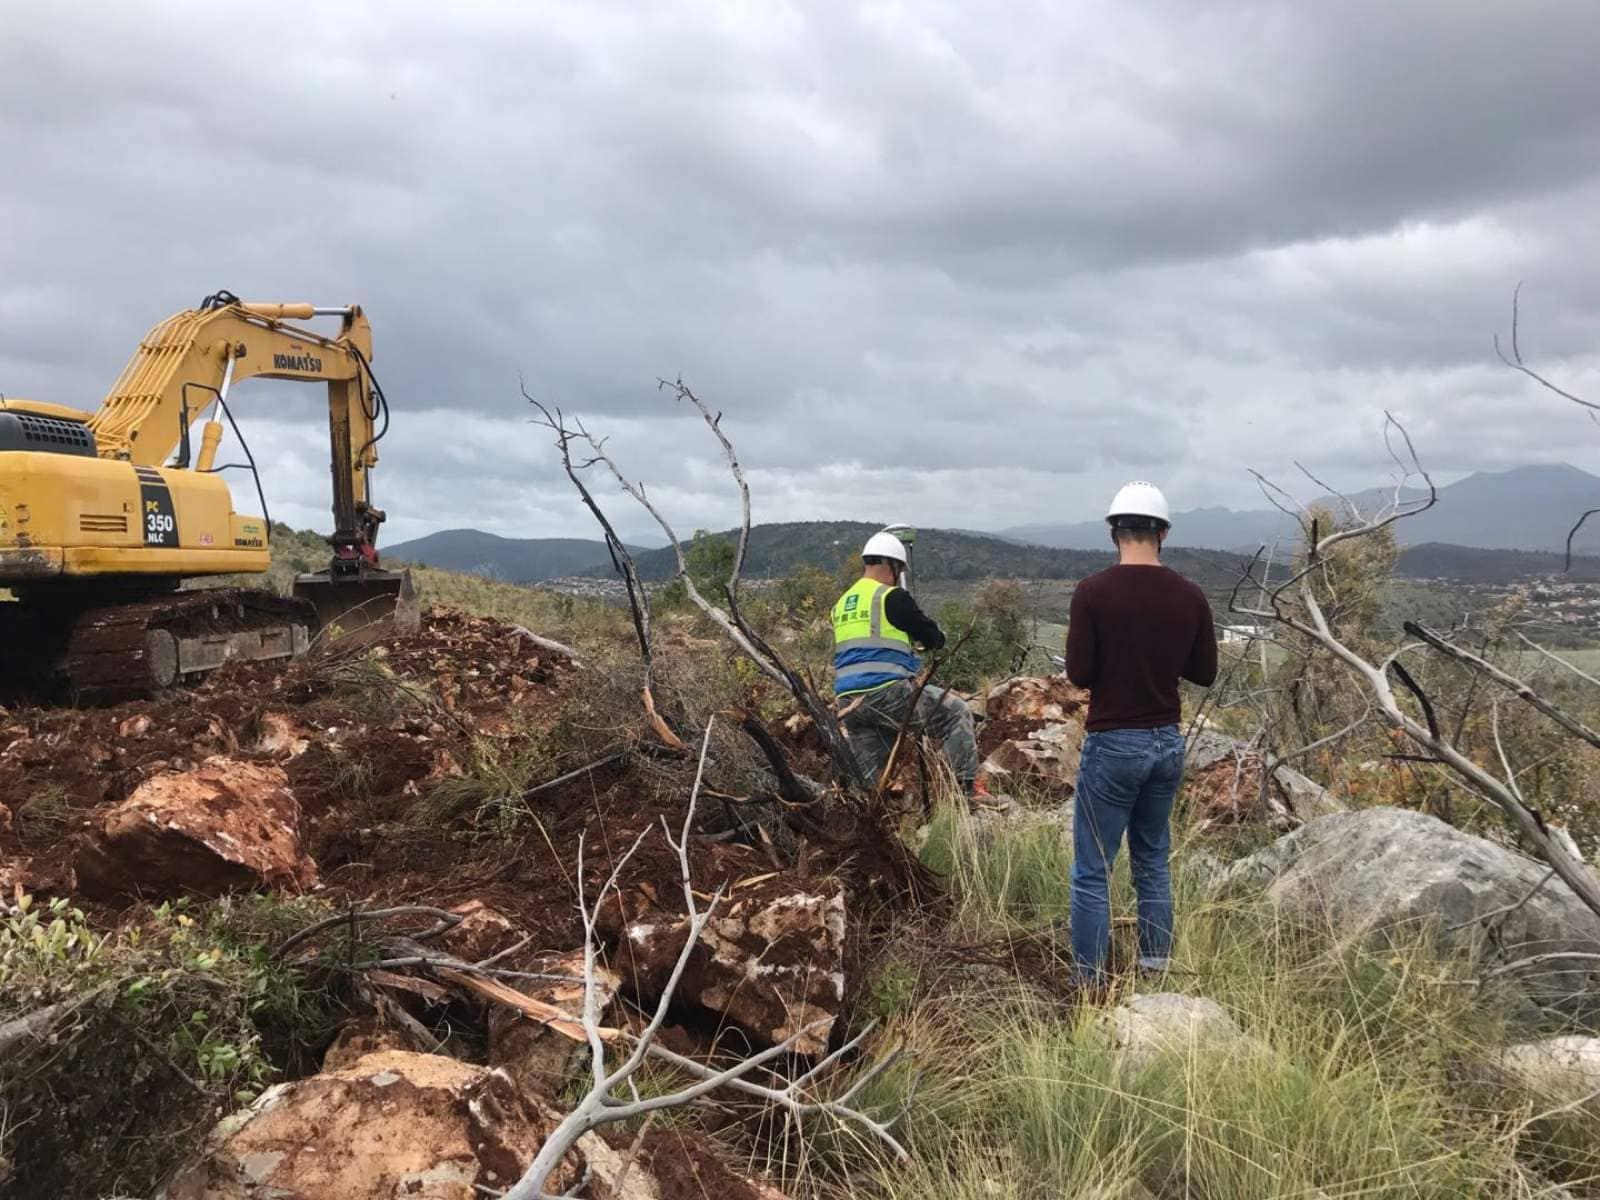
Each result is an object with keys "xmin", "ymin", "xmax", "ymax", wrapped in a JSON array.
[{"xmin": 1065, "ymin": 481, "xmax": 1218, "ymax": 986}]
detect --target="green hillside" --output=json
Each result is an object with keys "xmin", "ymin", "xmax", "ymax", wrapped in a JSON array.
[
  {"xmin": 605, "ymin": 520, "xmax": 1245, "ymax": 589},
  {"xmin": 382, "ymin": 528, "xmax": 637, "ymax": 582}
]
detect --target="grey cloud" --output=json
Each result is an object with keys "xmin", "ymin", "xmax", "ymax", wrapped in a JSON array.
[{"xmin": 5, "ymin": 2, "xmax": 1600, "ymax": 545}]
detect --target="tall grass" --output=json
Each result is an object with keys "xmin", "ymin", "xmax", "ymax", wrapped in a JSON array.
[{"xmin": 817, "ymin": 803, "xmax": 1600, "ymax": 1199}]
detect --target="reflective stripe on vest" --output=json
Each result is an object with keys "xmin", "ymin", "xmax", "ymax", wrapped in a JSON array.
[{"xmin": 832, "ymin": 578, "xmax": 921, "ymax": 695}]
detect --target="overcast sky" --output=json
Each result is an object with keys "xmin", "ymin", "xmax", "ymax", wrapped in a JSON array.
[{"xmin": 5, "ymin": 1, "xmax": 1600, "ymax": 545}]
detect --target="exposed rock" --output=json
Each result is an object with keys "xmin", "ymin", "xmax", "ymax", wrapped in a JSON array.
[
  {"xmin": 1273, "ymin": 761, "xmax": 1346, "ymax": 823},
  {"xmin": 985, "ymin": 676, "xmax": 1090, "ymax": 728},
  {"xmin": 427, "ymin": 747, "xmax": 467, "ymax": 781},
  {"xmin": 617, "ymin": 880, "xmax": 846, "ymax": 1056},
  {"xmin": 489, "ymin": 949, "xmax": 619, "ymax": 1096},
  {"xmin": 1184, "ymin": 730, "xmax": 1346, "ymax": 830},
  {"xmin": 1219, "ymin": 808, "xmax": 1600, "ymax": 1014},
  {"xmin": 118, "ymin": 713, "xmax": 152, "ymax": 739},
  {"xmin": 320, "ymin": 1016, "xmax": 434, "ymax": 1072},
  {"xmin": 1176, "ymin": 848, "xmax": 1230, "ymax": 890},
  {"xmin": 982, "ymin": 720, "xmax": 1086, "ymax": 793},
  {"xmin": 978, "ymin": 677, "xmax": 1091, "ymax": 795},
  {"xmin": 164, "ymin": 1049, "xmax": 784, "ymax": 1200},
  {"xmin": 1100, "ymin": 993, "xmax": 1258, "ymax": 1073},
  {"xmin": 441, "ymin": 899, "xmax": 523, "ymax": 964},
  {"xmin": 163, "ymin": 1050, "xmax": 560, "ymax": 1200},
  {"xmin": 250, "ymin": 712, "xmax": 311, "ymax": 760},
  {"xmin": 1496, "ymin": 1036, "xmax": 1600, "ymax": 1110},
  {"xmin": 75, "ymin": 756, "xmax": 315, "ymax": 899}
]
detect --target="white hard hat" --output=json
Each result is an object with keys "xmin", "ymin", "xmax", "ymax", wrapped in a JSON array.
[
  {"xmin": 862, "ymin": 531, "xmax": 910, "ymax": 563},
  {"xmin": 1106, "ymin": 481, "xmax": 1171, "ymax": 526}
]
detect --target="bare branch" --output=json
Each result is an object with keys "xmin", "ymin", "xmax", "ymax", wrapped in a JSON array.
[
  {"xmin": 1445, "ymin": 868, "xmax": 1556, "ymax": 934},
  {"xmin": 1268, "ymin": 697, "xmax": 1371, "ymax": 768},
  {"xmin": 272, "ymin": 905, "xmax": 462, "ymax": 962},
  {"xmin": 1565, "ymin": 508, "xmax": 1600, "ymax": 572},
  {"xmin": 501, "ymin": 716, "xmax": 908, "ymax": 1200},
  {"xmin": 1515, "ymin": 631, "xmax": 1600, "ymax": 690},
  {"xmin": 1295, "ymin": 461, "xmax": 1362, "ymax": 523},
  {"xmin": 1491, "ymin": 697, "xmax": 1526, "ymax": 806},
  {"xmin": 1495, "ymin": 283, "xmax": 1600, "ymax": 414},
  {"xmin": 1387, "ymin": 658, "xmax": 1441, "ymax": 742},
  {"xmin": 662, "ymin": 378, "xmax": 751, "ymax": 605},
  {"xmin": 540, "ymin": 380, "xmax": 866, "ymax": 791},
  {"xmin": 568, "ymin": 412, "xmax": 793, "ymax": 690},
  {"xmin": 1248, "ymin": 469, "xmax": 1312, "ymax": 536},
  {"xmin": 1244, "ymin": 427, "xmax": 1600, "ymax": 924},
  {"xmin": 1405, "ymin": 622, "xmax": 1600, "ymax": 754},
  {"xmin": 527, "ymin": 389, "xmax": 684, "ymax": 749}
]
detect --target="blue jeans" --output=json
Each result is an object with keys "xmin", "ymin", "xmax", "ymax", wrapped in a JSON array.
[{"xmin": 1070, "ymin": 725, "xmax": 1185, "ymax": 984}]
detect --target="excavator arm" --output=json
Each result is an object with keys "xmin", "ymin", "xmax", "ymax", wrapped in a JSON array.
[{"xmin": 88, "ymin": 294, "xmax": 388, "ymax": 567}]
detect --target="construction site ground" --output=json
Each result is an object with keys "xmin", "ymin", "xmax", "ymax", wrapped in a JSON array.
[{"xmin": 2, "ymin": 606, "xmax": 1013, "ymax": 1198}]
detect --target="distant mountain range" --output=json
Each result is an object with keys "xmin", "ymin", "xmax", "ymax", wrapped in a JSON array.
[
  {"xmin": 384, "ymin": 522, "xmax": 1600, "ymax": 591},
  {"xmin": 383, "ymin": 529, "xmax": 641, "ymax": 581},
  {"xmin": 385, "ymin": 465, "xmax": 1600, "ymax": 590},
  {"xmin": 1002, "ymin": 464, "xmax": 1600, "ymax": 554}
]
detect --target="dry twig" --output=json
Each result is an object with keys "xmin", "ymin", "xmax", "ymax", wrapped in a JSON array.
[
  {"xmin": 499, "ymin": 720, "xmax": 911, "ymax": 1200},
  {"xmin": 1232, "ymin": 417, "xmax": 1600, "ymax": 922}
]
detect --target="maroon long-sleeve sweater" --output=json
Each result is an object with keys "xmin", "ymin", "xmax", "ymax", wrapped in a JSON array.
[{"xmin": 1065, "ymin": 564, "xmax": 1218, "ymax": 732}]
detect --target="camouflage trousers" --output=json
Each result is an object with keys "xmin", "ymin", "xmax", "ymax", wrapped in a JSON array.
[{"xmin": 841, "ymin": 681, "xmax": 979, "ymax": 794}]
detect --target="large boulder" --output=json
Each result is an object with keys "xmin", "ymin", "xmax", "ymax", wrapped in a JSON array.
[
  {"xmin": 75, "ymin": 756, "xmax": 315, "ymax": 898},
  {"xmin": 983, "ymin": 676, "xmax": 1091, "ymax": 730},
  {"xmin": 320, "ymin": 1016, "xmax": 437, "ymax": 1072},
  {"xmin": 163, "ymin": 1051, "xmax": 557, "ymax": 1200},
  {"xmin": 982, "ymin": 721, "xmax": 1086, "ymax": 793},
  {"xmin": 614, "ymin": 878, "xmax": 846, "ymax": 1056},
  {"xmin": 1219, "ymin": 808, "xmax": 1600, "ymax": 1014},
  {"xmin": 979, "ymin": 676, "xmax": 1091, "ymax": 795},
  {"xmin": 439, "ymin": 899, "xmax": 524, "ymax": 964},
  {"xmin": 165, "ymin": 1050, "xmax": 791, "ymax": 1200}
]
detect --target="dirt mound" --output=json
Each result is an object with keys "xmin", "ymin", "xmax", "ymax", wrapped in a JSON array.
[{"xmin": 0, "ymin": 607, "xmax": 573, "ymax": 909}]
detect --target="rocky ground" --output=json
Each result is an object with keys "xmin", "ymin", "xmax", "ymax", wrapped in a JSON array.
[
  {"xmin": 4, "ymin": 607, "xmax": 1600, "ymax": 1198},
  {"xmin": 0, "ymin": 608, "xmax": 986, "ymax": 1197}
]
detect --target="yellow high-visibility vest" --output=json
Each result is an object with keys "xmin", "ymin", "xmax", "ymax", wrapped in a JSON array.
[{"xmin": 831, "ymin": 577, "xmax": 920, "ymax": 695}]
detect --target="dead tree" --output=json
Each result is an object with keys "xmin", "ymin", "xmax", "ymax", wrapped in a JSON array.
[
  {"xmin": 527, "ymin": 388, "xmax": 685, "ymax": 751},
  {"xmin": 528, "ymin": 382, "xmax": 868, "ymax": 793},
  {"xmin": 1231, "ymin": 414, "xmax": 1600, "ymax": 921},
  {"xmin": 499, "ymin": 722, "xmax": 913, "ymax": 1200}
]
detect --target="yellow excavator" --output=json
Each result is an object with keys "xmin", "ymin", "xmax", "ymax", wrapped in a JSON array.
[{"xmin": 0, "ymin": 290, "xmax": 416, "ymax": 700}]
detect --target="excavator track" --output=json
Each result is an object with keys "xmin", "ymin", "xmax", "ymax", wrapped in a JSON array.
[{"xmin": 65, "ymin": 589, "xmax": 315, "ymax": 702}]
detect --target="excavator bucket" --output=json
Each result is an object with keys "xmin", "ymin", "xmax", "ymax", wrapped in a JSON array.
[{"xmin": 292, "ymin": 567, "xmax": 420, "ymax": 644}]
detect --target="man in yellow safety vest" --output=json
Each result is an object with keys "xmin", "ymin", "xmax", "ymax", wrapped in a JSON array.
[{"xmin": 831, "ymin": 531, "xmax": 985, "ymax": 798}]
